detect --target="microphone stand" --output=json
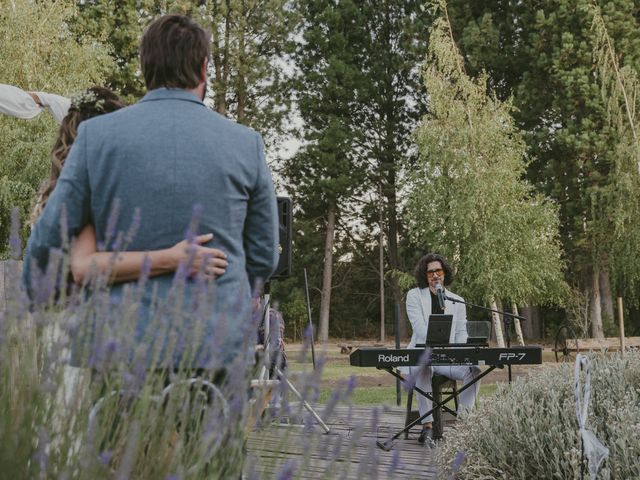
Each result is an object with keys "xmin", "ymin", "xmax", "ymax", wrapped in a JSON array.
[{"xmin": 443, "ymin": 294, "xmax": 526, "ymax": 384}]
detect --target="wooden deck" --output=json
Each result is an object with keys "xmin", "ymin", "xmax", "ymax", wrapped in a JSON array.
[{"xmin": 246, "ymin": 405, "xmax": 447, "ymax": 479}]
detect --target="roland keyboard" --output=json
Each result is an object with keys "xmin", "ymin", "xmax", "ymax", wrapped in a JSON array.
[{"xmin": 349, "ymin": 345, "xmax": 542, "ymax": 368}]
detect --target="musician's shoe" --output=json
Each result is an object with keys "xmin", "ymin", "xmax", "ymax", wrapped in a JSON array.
[{"xmin": 418, "ymin": 427, "xmax": 435, "ymax": 448}]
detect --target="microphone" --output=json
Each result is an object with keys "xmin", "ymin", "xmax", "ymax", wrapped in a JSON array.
[{"xmin": 435, "ymin": 283, "xmax": 446, "ymax": 310}]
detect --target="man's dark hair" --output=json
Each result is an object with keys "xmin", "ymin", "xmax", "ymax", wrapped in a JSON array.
[
  {"xmin": 414, "ymin": 253, "xmax": 455, "ymax": 289},
  {"xmin": 140, "ymin": 15, "xmax": 211, "ymax": 90}
]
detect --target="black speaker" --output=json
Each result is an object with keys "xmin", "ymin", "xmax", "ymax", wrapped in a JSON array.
[{"xmin": 271, "ymin": 196, "xmax": 292, "ymax": 280}]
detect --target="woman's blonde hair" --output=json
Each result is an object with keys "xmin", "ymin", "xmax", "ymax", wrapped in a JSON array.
[{"xmin": 32, "ymin": 87, "xmax": 124, "ymax": 222}]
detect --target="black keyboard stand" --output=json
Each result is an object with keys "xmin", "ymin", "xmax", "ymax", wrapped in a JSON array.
[{"xmin": 376, "ymin": 365, "xmax": 497, "ymax": 451}]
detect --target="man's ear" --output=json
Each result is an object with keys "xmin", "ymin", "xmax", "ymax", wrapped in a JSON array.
[{"xmin": 200, "ymin": 58, "xmax": 208, "ymax": 83}]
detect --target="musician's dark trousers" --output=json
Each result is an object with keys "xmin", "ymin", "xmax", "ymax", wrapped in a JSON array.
[{"xmin": 413, "ymin": 365, "xmax": 482, "ymax": 423}]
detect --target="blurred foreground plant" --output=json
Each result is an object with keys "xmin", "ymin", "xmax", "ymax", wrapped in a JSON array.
[
  {"xmin": 0, "ymin": 256, "xmax": 254, "ymax": 478},
  {"xmin": 0, "ymin": 223, "xmax": 389, "ymax": 479},
  {"xmin": 436, "ymin": 352, "xmax": 640, "ymax": 479}
]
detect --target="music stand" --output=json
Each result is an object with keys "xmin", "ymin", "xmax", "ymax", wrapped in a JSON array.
[
  {"xmin": 256, "ymin": 288, "xmax": 330, "ymax": 434},
  {"xmin": 425, "ymin": 314, "xmax": 453, "ymax": 346}
]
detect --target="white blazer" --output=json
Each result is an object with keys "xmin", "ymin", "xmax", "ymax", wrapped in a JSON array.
[{"xmin": 406, "ymin": 287, "xmax": 468, "ymax": 349}]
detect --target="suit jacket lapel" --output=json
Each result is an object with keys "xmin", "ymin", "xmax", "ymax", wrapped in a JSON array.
[
  {"xmin": 443, "ymin": 289, "xmax": 452, "ymax": 315},
  {"xmin": 444, "ymin": 288, "xmax": 456, "ymax": 343},
  {"xmin": 418, "ymin": 288, "xmax": 431, "ymax": 339}
]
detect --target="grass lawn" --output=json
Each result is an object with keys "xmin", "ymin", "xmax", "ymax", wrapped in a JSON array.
[
  {"xmin": 282, "ymin": 346, "xmax": 512, "ymax": 406},
  {"xmin": 318, "ymin": 383, "xmax": 498, "ymax": 405}
]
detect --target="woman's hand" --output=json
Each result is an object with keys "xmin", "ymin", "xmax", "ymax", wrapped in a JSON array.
[{"xmin": 168, "ymin": 233, "xmax": 228, "ymax": 279}]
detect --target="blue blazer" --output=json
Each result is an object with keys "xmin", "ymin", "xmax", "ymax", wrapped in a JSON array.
[{"xmin": 23, "ymin": 88, "xmax": 279, "ymax": 368}]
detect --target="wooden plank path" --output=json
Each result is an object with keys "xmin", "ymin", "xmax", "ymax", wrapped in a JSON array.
[{"xmin": 246, "ymin": 405, "xmax": 445, "ymax": 479}]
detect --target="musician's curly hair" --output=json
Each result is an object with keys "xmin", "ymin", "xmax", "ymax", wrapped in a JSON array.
[
  {"xmin": 31, "ymin": 87, "xmax": 124, "ymax": 222},
  {"xmin": 414, "ymin": 253, "xmax": 455, "ymax": 289}
]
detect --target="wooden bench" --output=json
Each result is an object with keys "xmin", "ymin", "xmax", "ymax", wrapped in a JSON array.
[
  {"xmin": 554, "ymin": 326, "xmax": 640, "ymax": 362},
  {"xmin": 573, "ymin": 337, "xmax": 640, "ymax": 350}
]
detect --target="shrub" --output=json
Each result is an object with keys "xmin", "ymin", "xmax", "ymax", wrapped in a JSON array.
[
  {"xmin": 0, "ymin": 221, "xmax": 391, "ymax": 478},
  {"xmin": 436, "ymin": 352, "xmax": 640, "ymax": 479}
]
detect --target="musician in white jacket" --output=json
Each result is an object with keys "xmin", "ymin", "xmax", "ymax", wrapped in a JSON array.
[{"xmin": 406, "ymin": 253, "xmax": 481, "ymax": 446}]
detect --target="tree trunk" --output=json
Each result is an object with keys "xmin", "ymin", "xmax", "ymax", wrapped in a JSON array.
[
  {"xmin": 590, "ymin": 269, "xmax": 605, "ymax": 339},
  {"xmin": 379, "ymin": 198, "xmax": 385, "ymax": 342},
  {"xmin": 318, "ymin": 203, "xmax": 336, "ymax": 343},
  {"xmin": 599, "ymin": 268, "xmax": 614, "ymax": 327},
  {"xmin": 490, "ymin": 298, "xmax": 505, "ymax": 347},
  {"xmin": 520, "ymin": 304, "xmax": 540, "ymax": 340},
  {"xmin": 211, "ymin": 1, "xmax": 225, "ymax": 114},
  {"xmin": 236, "ymin": 0, "xmax": 247, "ymax": 123},
  {"xmin": 617, "ymin": 297, "xmax": 625, "ymax": 354},
  {"xmin": 382, "ymin": 173, "xmax": 406, "ymax": 339},
  {"xmin": 512, "ymin": 303, "xmax": 525, "ymax": 346},
  {"xmin": 212, "ymin": 0, "xmax": 232, "ymax": 115}
]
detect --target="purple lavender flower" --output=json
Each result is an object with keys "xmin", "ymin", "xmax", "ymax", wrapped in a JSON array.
[
  {"xmin": 9, "ymin": 207, "xmax": 21, "ymax": 259},
  {"xmin": 346, "ymin": 375, "xmax": 357, "ymax": 395},
  {"xmin": 139, "ymin": 254, "xmax": 152, "ymax": 282},
  {"xmin": 276, "ymin": 460, "xmax": 298, "ymax": 480},
  {"xmin": 33, "ymin": 427, "xmax": 51, "ymax": 474},
  {"xmin": 110, "ymin": 232, "xmax": 124, "ymax": 252},
  {"xmin": 388, "ymin": 446, "xmax": 403, "ymax": 475},
  {"xmin": 448, "ymin": 450, "xmax": 466, "ymax": 479},
  {"xmin": 420, "ymin": 346, "xmax": 434, "ymax": 366},
  {"xmin": 58, "ymin": 204, "xmax": 69, "ymax": 247},
  {"xmin": 124, "ymin": 207, "xmax": 142, "ymax": 245},
  {"xmin": 99, "ymin": 450, "xmax": 114, "ymax": 465},
  {"xmin": 183, "ymin": 203, "xmax": 204, "ymax": 243},
  {"xmin": 115, "ymin": 421, "xmax": 140, "ymax": 480},
  {"xmin": 103, "ymin": 199, "xmax": 121, "ymax": 250}
]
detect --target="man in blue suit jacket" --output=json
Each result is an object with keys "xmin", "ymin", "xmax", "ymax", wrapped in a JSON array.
[{"xmin": 23, "ymin": 15, "xmax": 279, "ymax": 369}]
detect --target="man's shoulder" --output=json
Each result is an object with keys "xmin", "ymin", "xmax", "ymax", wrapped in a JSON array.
[
  {"xmin": 209, "ymin": 110, "xmax": 259, "ymax": 138},
  {"xmin": 406, "ymin": 287, "xmax": 422, "ymax": 299},
  {"xmin": 81, "ymin": 104, "xmax": 133, "ymax": 129}
]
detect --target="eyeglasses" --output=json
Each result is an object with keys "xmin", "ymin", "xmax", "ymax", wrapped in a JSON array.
[{"xmin": 426, "ymin": 268, "xmax": 444, "ymax": 278}]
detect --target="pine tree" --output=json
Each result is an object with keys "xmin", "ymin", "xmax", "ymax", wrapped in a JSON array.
[{"xmin": 444, "ymin": 0, "xmax": 640, "ymax": 337}]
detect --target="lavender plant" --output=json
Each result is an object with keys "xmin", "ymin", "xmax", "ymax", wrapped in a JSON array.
[
  {"xmin": 436, "ymin": 352, "xmax": 640, "ymax": 479},
  {"xmin": 1, "ymin": 212, "xmax": 392, "ymax": 479}
]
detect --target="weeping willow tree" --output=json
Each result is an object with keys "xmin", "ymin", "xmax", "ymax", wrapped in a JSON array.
[
  {"xmin": 406, "ymin": 0, "xmax": 567, "ymax": 342},
  {"xmin": 590, "ymin": 4, "xmax": 640, "ymax": 306}
]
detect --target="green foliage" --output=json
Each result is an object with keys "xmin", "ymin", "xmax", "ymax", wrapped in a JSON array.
[
  {"xmin": 0, "ymin": 0, "xmax": 113, "ymax": 258},
  {"xmin": 286, "ymin": 0, "xmax": 370, "ymax": 208},
  {"xmin": 437, "ymin": 352, "xmax": 640, "ymax": 479},
  {"xmin": 73, "ymin": 0, "xmax": 298, "ymax": 144},
  {"xmin": 195, "ymin": 0, "xmax": 299, "ymax": 144},
  {"xmin": 589, "ymin": 5, "xmax": 640, "ymax": 304},
  {"xmin": 271, "ymin": 279, "xmax": 309, "ymax": 341},
  {"xmin": 0, "ymin": 259, "xmax": 251, "ymax": 477},
  {"xmin": 283, "ymin": 0, "xmax": 430, "ymax": 339},
  {"xmin": 407, "ymin": 2, "xmax": 567, "ymax": 306},
  {"xmin": 444, "ymin": 0, "xmax": 640, "ymax": 304},
  {"xmin": 0, "ymin": 253, "xmax": 387, "ymax": 478},
  {"xmin": 72, "ymin": 0, "xmax": 159, "ymax": 102}
]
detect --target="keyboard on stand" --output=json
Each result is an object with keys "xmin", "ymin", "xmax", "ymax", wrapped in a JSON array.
[
  {"xmin": 350, "ymin": 345, "xmax": 542, "ymax": 368},
  {"xmin": 349, "ymin": 345, "xmax": 542, "ymax": 450}
]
